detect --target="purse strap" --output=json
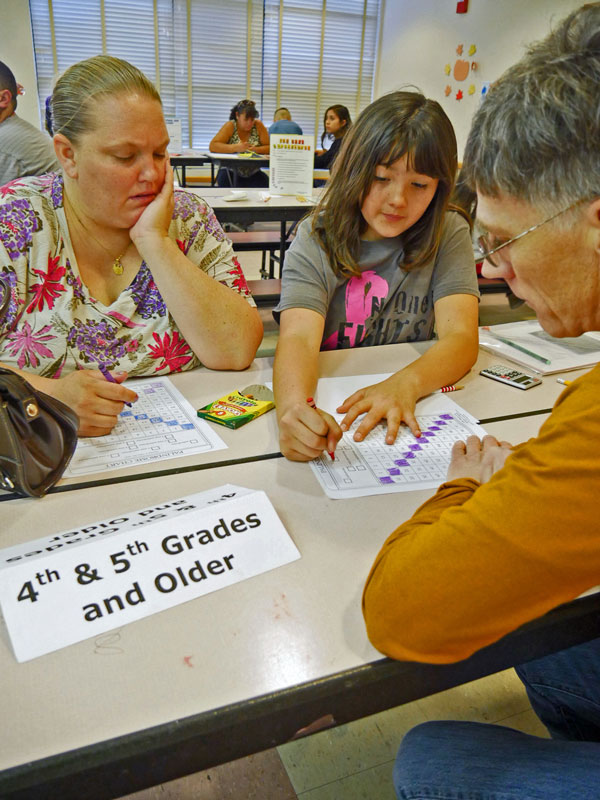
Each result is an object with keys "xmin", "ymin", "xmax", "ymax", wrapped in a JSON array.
[{"xmin": 0, "ymin": 274, "xmax": 9, "ymax": 320}]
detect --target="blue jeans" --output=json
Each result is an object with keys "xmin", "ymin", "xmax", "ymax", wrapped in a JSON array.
[{"xmin": 393, "ymin": 637, "xmax": 600, "ymax": 799}]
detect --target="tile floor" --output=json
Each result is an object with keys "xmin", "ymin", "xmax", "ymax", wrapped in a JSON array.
[{"xmin": 120, "ymin": 247, "xmax": 543, "ymax": 800}]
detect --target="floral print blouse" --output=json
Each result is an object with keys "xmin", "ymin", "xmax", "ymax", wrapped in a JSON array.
[{"xmin": 0, "ymin": 173, "xmax": 254, "ymax": 377}]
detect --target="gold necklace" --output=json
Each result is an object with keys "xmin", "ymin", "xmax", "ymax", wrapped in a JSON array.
[{"xmin": 64, "ymin": 194, "xmax": 129, "ymax": 275}]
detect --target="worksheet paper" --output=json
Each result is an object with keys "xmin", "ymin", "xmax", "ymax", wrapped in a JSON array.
[
  {"xmin": 64, "ymin": 377, "xmax": 226, "ymax": 477},
  {"xmin": 307, "ymin": 374, "xmax": 486, "ymax": 499}
]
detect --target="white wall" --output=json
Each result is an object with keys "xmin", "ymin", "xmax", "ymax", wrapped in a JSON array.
[
  {"xmin": 375, "ymin": 0, "xmax": 584, "ymax": 159},
  {"xmin": 0, "ymin": 0, "xmax": 42, "ymax": 128}
]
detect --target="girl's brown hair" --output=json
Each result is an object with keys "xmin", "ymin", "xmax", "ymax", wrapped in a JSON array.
[{"xmin": 312, "ymin": 91, "xmax": 458, "ymax": 277}]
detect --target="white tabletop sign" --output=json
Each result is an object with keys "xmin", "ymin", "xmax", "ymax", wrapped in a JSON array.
[
  {"xmin": 165, "ymin": 117, "xmax": 182, "ymax": 155},
  {"xmin": 269, "ymin": 133, "xmax": 314, "ymax": 196},
  {"xmin": 0, "ymin": 487, "xmax": 300, "ymax": 662}
]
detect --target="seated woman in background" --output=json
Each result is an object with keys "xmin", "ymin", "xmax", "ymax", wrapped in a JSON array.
[
  {"xmin": 209, "ymin": 99, "xmax": 270, "ymax": 187},
  {"xmin": 273, "ymin": 91, "xmax": 479, "ymax": 461},
  {"xmin": 0, "ymin": 55, "xmax": 263, "ymax": 438},
  {"xmin": 313, "ymin": 104, "xmax": 351, "ymax": 171}
]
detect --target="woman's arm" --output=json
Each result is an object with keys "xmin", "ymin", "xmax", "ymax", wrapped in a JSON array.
[
  {"xmin": 209, "ymin": 121, "xmax": 245, "ymax": 153},
  {"xmin": 274, "ymin": 307, "xmax": 342, "ymax": 461},
  {"xmin": 314, "ymin": 137, "xmax": 340, "ymax": 169},
  {"xmin": 248, "ymin": 120, "xmax": 270, "ymax": 154},
  {"xmin": 337, "ymin": 293, "xmax": 479, "ymax": 442},
  {"xmin": 131, "ymin": 162, "xmax": 263, "ymax": 370}
]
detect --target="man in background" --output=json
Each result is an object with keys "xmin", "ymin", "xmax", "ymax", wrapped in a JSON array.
[
  {"xmin": 269, "ymin": 107, "xmax": 303, "ymax": 135},
  {"xmin": 0, "ymin": 60, "xmax": 58, "ymax": 185}
]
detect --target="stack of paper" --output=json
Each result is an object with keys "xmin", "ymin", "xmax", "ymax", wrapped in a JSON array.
[{"xmin": 479, "ymin": 321, "xmax": 600, "ymax": 374}]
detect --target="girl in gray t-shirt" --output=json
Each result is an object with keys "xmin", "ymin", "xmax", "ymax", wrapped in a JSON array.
[{"xmin": 273, "ymin": 91, "xmax": 479, "ymax": 462}]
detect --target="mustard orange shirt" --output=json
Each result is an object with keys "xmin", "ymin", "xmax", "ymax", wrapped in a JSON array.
[{"xmin": 362, "ymin": 364, "xmax": 600, "ymax": 663}]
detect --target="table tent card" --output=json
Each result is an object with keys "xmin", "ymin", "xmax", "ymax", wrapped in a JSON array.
[
  {"xmin": 0, "ymin": 485, "xmax": 300, "ymax": 662},
  {"xmin": 165, "ymin": 118, "xmax": 182, "ymax": 155},
  {"xmin": 269, "ymin": 133, "xmax": 315, "ymax": 196}
]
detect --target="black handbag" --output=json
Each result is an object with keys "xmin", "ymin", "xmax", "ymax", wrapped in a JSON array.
[{"xmin": 0, "ymin": 275, "xmax": 79, "ymax": 497}]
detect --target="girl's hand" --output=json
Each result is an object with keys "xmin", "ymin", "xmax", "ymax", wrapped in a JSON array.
[
  {"xmin": 447, "ymin": 435, "xmax": 513, "ymax": 484},
  {"xmin": 337, "ymin": 374, "xmax": 420, "ymax": 444},
  {"xmin": 49, "ymin": 370, "xmax": 138, "ymax": 438},
  {"xmin": 278, "ymin": 401, "xmax": 342, "ymax": 461},
  {"xmin": 130, "ymin": 157, "xmax": 175, "ymax": 248}
]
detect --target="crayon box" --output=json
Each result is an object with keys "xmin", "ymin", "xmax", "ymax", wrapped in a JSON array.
[{"xmin": 197, "ymin": 384, "xmax": 275, "ymax": 429}]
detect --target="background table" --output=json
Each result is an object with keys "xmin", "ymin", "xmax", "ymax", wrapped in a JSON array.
[
  {"xmin": 190, "ymin": 187, "xmax": 318, "ymax": 270},
  {"xmin": 203, "ymin": 152, "xmax": 270, "ymax": 187},
  {"xmin": 169, "ymin": 150, "xmax": 214, "ymax": 187},
  {"xmin": 1, "ymin": 345, "xmax": 598, "ymax": 799}
]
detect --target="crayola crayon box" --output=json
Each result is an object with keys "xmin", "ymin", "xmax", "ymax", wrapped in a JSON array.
[{"xmin": 197, "ymin": 384, "xmax": 275, "ymax": 429}]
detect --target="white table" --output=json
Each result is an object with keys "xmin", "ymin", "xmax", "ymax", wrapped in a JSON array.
[{"xmin": 1, "ymin": 345, "xmax": 598, "ymax": 799}]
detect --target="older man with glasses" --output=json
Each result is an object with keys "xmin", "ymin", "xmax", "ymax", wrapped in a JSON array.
[{"xmin": 362, "ymin": 4, "xmax": 600, "ymax": 798}]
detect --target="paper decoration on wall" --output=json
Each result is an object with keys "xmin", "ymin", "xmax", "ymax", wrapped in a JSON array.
[
  {"xmin": 454, "ymin": 59, "xmax": 470, "ymax": 81},
  {"xmin": 456, "ymin": 0, "xmax": 469, "ymax": 12},
  {"xmin": 442, "ymin": 43, "xmax": 481, "ymax": 109}
]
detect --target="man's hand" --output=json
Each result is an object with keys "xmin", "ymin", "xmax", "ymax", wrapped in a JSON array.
[{"xmin": 447, "ymin": 434, "xmax": 513, "ymax": 484}]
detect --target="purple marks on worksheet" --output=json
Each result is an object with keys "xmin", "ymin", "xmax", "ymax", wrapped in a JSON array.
[
  {"xmin": 379, "ymin": 476, "xmax": 394, "ymax": 484},
  {"xmin": 409, "ymin": 444, "xmax": 422, "ymax": 451},
  {"xmin": 394, "ymin": 459, "xmax": 410, "ymax": 466},
  {"xmin": 388, "ymin": 468, "xmax": 401, "ymax": 476}
]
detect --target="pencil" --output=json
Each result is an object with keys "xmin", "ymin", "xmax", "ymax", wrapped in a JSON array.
[
  {"xmin": 99, "ymin": 365, "xmax": 133, "ymax": 407},
  {"xmin": 306, "ymin": 397, "xmax": 335, "ymax": 460},
  {"xmin": 482, "ymin": 327, "xmax": 551, "ymax": 365},
  {"xmin": 434, "ymin": 384, "xmax": 464, "ymax": 393},
  {"xmin": 556, "ymin": 378, "xmax": 572, "ymax": 386}
]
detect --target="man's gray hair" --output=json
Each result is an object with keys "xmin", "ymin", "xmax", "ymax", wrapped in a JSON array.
[{"xmin": 463, "ymin": 3, "xmax": 600, "ymax": 211}]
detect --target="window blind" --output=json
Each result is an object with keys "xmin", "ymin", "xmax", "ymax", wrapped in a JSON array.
[{"xmin": 29, "ymin": 0, "xmax": 380, "ymax": 149}]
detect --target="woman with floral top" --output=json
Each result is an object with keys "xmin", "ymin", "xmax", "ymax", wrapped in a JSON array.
[{"xmin": 0, "ymin": 55, "xmax": 263, "ymax": 437}]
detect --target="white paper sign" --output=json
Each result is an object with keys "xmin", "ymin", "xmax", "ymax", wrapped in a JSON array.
[
  {"xmin": 165, "ymin": 117, "xmax": 182, "ymax": 155},
  {"xmin": 269, "ymin": 133, "xmax": 314, "ymax": 195},
  {"xmin": 0, "ymin": 488, "xmax": 300, "ymax": 662}
]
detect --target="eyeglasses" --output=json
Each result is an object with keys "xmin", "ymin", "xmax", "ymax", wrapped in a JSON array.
[{"xmin": 477, "ymin": 198, "xmax": 584, "ymax": 267}]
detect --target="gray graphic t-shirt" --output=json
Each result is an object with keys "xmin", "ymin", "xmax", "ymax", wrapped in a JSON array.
[{"xmin": 274, "ymin": 212, "xmax": 479, "ymax": 350}]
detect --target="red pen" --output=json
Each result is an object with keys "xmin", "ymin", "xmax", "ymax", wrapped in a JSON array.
[{"xmin": 306, "ymin": 397, "xmax": 335, "ymax": 460}]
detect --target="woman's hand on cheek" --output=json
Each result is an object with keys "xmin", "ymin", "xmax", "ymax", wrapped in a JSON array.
[
  {"xmin": 337, "ymin": 375, "xmax": 421, "ymax": 444},
  {"xmin": 130, "ymin": 157, "xmax": 175, "ymax": 247},
  {"xmin": 50, "ymin": 370, "xmax": 138, "ymax": 438}
]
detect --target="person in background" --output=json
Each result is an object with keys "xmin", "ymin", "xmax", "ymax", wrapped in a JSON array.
[
  {"xmin": 0, "ymin": 61, "xmax": 59, "ymax": 185},
  {"xmin": 313, "ymin": 104, "xmax": 351, "ymax": 171},
  {"xmin": 269, "ymin": 107, "xmax": 303, "ymax": 135},
  {"xmin": 273, "ymin": 91, "xmax": 479, "ymax": 461},
  {"xmin": 361, "ymin": 6, "xmax": 600, "ymax": 799},
  {"xmin": 0, "ymin": 56, "xmax": 262, "ymax": 438},
  {"xmin": 209, "ymin": 99, "xmax": 270, "ymax": 187}
]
